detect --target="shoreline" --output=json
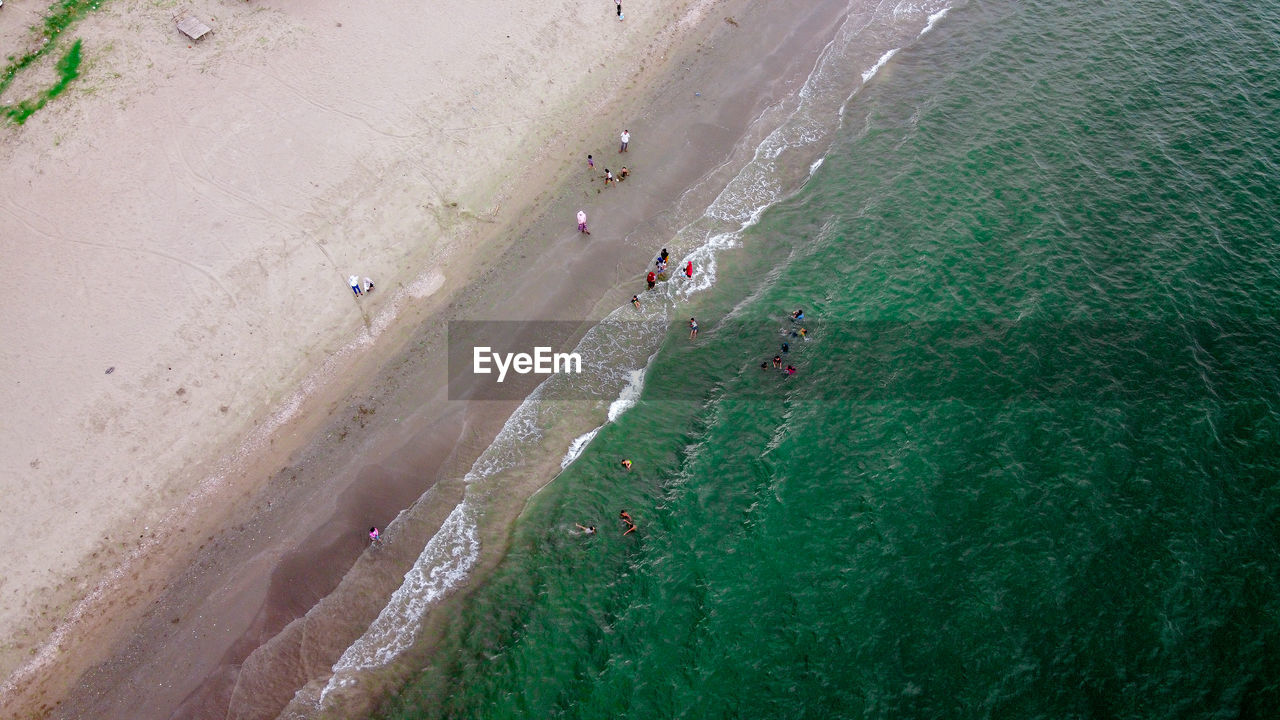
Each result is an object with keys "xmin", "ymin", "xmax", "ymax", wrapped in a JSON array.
[{"xmin": 1, "ymin": 0, "xmax": 866, "ymax": 716}]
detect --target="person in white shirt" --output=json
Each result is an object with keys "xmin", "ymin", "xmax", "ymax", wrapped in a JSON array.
[
  {"xmin": 349, "ymin": 275, "xmax": 363, "ymax": 296},
  {"xmin": 619, "ymin": 129, "xmax": 630, "ymax": 153}
]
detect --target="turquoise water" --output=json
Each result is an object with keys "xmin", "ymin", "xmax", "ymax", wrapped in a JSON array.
[{"xmin": 381, "ymin": 0, "xmax": 1280, "ymax": 716}]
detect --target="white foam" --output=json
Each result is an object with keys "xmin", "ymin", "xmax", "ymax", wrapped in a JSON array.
[
  {"xmin": 561, "ymin": 429, "xmax": 600, "ymax": 469},
  {"xmin": 862, "ymin": 48, "xmax": 900, "ymax": 84},
  {"xmin": 608, "ymin": 366, "xmax": 648, "ymax": 422},
  {"xmin": 920, "ymin": 7, "xmax": 951, "ymax": 36},
  {"xmin": 320, "ymin": 501, "xmax": 479, "ymax": 704}
]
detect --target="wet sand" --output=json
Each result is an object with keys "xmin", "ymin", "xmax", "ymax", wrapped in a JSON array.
[{"xmin": 0, "ymin": 0, "xmax": 855, "ymax": 716}]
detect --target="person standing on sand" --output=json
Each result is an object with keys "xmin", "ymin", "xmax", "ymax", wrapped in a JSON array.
[
  {"xmin": 577, "ymin": 210, "xmax": 590, "ymax": 234},
  {"xmin": 647, "ymin": 270, "xmax": 656, "ymax": 290},
  {"xmin": 616, "ymin": 0, "xmax": 623, "ymax": 21},
  {"xmin": 349, "ymin": 275, "xmax": 363, "ymax": 297},
  {"xmin": 685, "ymin": 260, "xmax": 693, "ymax": 279},
  {"xmin": 620, "ymin": 129, "xmax": 630, "ymax": 153}
]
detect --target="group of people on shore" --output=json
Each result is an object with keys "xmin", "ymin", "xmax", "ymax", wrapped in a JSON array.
[
  {"xmin": 577, "ymin": 129, "xmax": 634, "ymax": 235},
  {"xmin": 348, "ymin": 275, "xmax": 375, "ymax": 297},
  {"xmin": 640, "ymin": 247, "xmax": 693, "ymax": 297}
]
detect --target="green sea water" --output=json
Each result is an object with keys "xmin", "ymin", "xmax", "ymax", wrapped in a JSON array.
[{"xmin": 381, "ymin": 0, "xmax": 1280, "ymax": 716}]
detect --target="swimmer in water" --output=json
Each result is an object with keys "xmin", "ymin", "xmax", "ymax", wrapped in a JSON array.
[
  {"xmin": 689, "ymin": 317, "xmax": 699, "ymax": 339},
  {"xmin": 781, "ymin": 342, "xmax": 789, "ymax": 354},
  {"xmin": 799, "ymin": 327, "xmax": 807, "ymax": 338},
  {"xmin": 761, "ymin": 361, "xmax": 769, "ymax": 370},
  {"xmin": 790, "ymin": 309, "xmax": 805, "ymax": 322},
  {"xmin": 621, "ymin": 459, "xmax": 632, "ymax": 470},
  {"xmin": 623, "ymin": 521, "xmax": 637, "ymax": 536},
  {"xmin": 576, "ymin": 524, "xmax": 597, "ymax": 535},
  {"xmin": 786, "ymin": 365, "xmax": 797, "ymax": 376},
  {"xmin": 619, "ymin": 510, "xmax": 633, "ymax": 524},
  {"xmin": 773, "ymin": 355, "xmax": 782, "ymax": 369}
]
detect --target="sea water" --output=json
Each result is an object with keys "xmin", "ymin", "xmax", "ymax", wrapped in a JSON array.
[{"xmin": 376, "ymin": 0, "xmax": 1280, "ymax": 716}]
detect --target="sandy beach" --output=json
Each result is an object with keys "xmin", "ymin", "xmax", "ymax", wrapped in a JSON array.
[{"xmin": 1, "ymin": 0, "xmax": 855, "ymax": 716}]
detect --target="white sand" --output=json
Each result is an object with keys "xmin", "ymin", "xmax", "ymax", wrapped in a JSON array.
[{"xmin": 0, "ymin": 0, "xmax": 703, "ymax": 690}]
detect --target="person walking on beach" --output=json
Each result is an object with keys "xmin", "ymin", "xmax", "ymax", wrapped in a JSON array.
[
  {"xmin": 647, "ymin": 270, "xmax": 656, "ymax": 290},
  {"xmin": 616, "ymin": 0, "xmax": 623, "ymax": 21},
  {"xmin": 349, "ymin": 275, "xmax": 363, "ymax": 297},
  {"xmin": 369, "ymin": 527, "xmax": 382, "ymax": 545},
  {"xmin": 604, "ymin": 168, "xmax": 615, "ymax": 186},
  {"xmin": 620, "ymin": 129, "xmax": 630, "ymax": 153},
  {"xmin": 587, "ymin": 154, "xmax": 594, "ymax": 170},
  {"xmin": 689, "ymin": 317, "xmax": 699, "ymax": 339},
  {"xmin": 577, "ymin": 210, "xmax": 590, "ymax": 234},
  {"xmin": 632, "ymin": 294, "xmax": 641, "ymax": 309},
  {"xmin": 363, "ymin": 277, "xmax": 375, "ymax": 293},
  {"xmin": 685, "ymin": 260, "xmax": 693, "ymax": 279}
]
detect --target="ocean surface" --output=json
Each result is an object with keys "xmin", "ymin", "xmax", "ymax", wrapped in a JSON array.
[{"xmin": 361, "ymin": 0, "xmax": 1280, "ymax": 716}]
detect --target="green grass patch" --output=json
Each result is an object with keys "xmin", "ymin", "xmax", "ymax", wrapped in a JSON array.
[
  {"xmin": 0, "ymin": 0, "xmax": 103, "ymax": 125},
  {"xmin": 2, "ymin": 39, "xmax": 84, "ymax": 125}
]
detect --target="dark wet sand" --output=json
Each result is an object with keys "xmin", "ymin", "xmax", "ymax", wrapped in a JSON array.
[{"xmin": 48, "ymin": 1, "xmax": 853, "ymax": 717}]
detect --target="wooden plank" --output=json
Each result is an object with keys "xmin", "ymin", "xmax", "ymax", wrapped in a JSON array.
[{"xmin": 176, "ymin": 16, "xmax": 212, "ymax": 41}]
